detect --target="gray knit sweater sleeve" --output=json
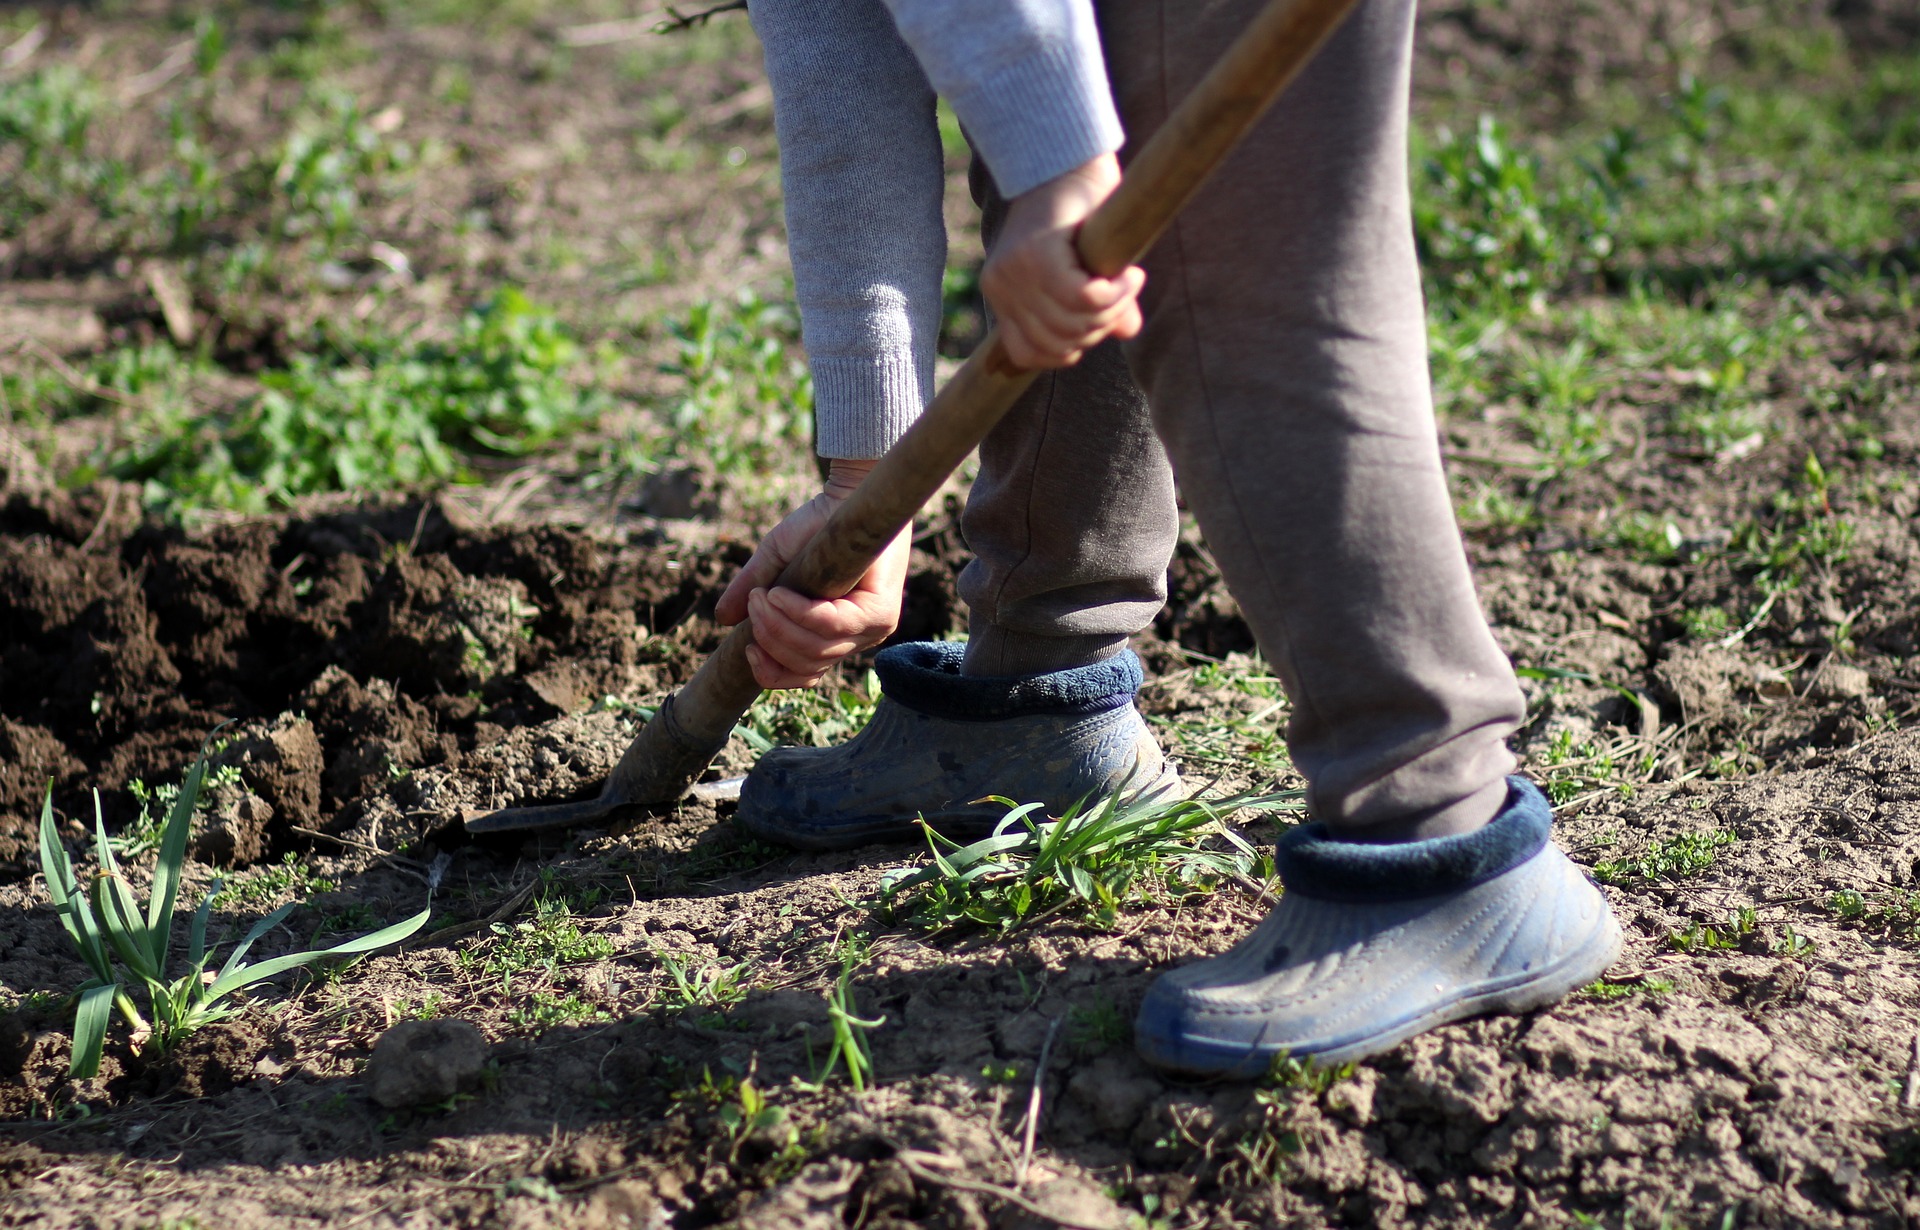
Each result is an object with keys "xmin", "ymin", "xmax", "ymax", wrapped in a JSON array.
[
  {"xmin": 752, "ymin": 0, "xmax": 1121, "ymax": 460},
  {"xmin": 878, "ymin": 0, "xmax": 1124, "ymax": 200}
]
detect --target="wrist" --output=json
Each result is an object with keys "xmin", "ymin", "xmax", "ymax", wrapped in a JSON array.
[{"xmin": 823, "ymin": 458, "xmax": 878, "ymax": 501}]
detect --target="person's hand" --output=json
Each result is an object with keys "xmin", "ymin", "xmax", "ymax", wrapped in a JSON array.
[
  {"xmin": 980, "ymin": 152, "xmax": 1145, "ymax": 370},
  {"xmin": 714, "ymin": 460, "xmax": 912, "ymax": 689}
]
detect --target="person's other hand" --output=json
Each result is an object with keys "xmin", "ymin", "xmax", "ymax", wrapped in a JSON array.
[
  {"xmin": 714, "ymin": 460, "xmax": 912, "ymax": 689},
  {"xmin": 980, "ymin": 152, "xmax": 1145, "ymax": 370}
]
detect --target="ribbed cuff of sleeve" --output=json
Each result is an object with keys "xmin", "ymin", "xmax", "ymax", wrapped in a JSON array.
[
  {"xmin": 811, "ymin": 349, "xmax": 932, "ymax": 460},
  {"xmin": 949, "ymin": 37, "xmax": 1124, "ymax": 198}
]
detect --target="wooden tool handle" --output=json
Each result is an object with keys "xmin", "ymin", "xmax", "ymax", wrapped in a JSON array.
[{"xmin": 613, "ymin": 0, "xmax": 1365, "ymax": 798}]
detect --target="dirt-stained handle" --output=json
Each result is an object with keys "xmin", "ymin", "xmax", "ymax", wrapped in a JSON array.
[
  {"xmin": 656, "ymin": 333, "xmax": 1038, "ymax": 753},
  {"xmin": 594, "ymin": 0, "xmax": 1366, "ymax": 810}
]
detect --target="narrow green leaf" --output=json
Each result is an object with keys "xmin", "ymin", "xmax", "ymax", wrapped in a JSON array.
[
  {"xmin": 187, "ymin": 889, "xmax": 217, "ymax": 974},
  {"xmin": 40, "ymin": 788, "xmax": 113, "ymax": 982},
  {"xmin": 69, "ymin": 982, "xmax": 117, "ymax": 1079},
  {"xmin": 205, "ymin": 907, "xmax": 429, "ymax": 1002},
  {"xmin": 214, "ymin": 903, "xmax": 300, "ymax": 985},
  {"xmin": 91, "ymin": 872, "xmax": 159, "ymax": 983},
  {"xmin": 147, "ymin": 742, "xmax": 215, "ymax": 967}
]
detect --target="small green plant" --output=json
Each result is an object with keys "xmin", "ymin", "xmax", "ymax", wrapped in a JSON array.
[
  {"xmin": 104, "ymin": 291, "xmax": 605, "ymax": 511},
  {"xmin": 37, "ymin": 745, "xmax": 429, "ymax": 1078},
  {"xmin": 654, "ymin": 950, "xmax": 751, "ymax": 1014},
  {"xmin": 1727, "ymin": 453, "xmax": 1855, "ymax": 598},
  {"xmin": 509, "ymin": 992, "xmax": 610, "ymax": 1030},
  {"xmin": 719, "ymin": 1077, "xmax": 796, "ymax": 1162},
  {"xmin": 211, "ymin": 851, "xmax": 336, "ymax": 909},
  {"xmin": 1828, "ymin": 889, "xmax": 1867, "ymax": 920},
  {"xmin": 800, "ymin": 939, "xmax": 885, "ymax": 1094},
  {"xmin": 1068, "ymin": 998, "xmax": 1130, "ymax": 1056},
  {"xmin": 1230, "ymin": 1054, "xmax": 1356, "ymax": 1183},
  {"xmin": 659, "ymin": 290, "xmax": 812, "ymax": 476},
  {"xmin": 1680, "ymin": 607, "xmax": 1732, "ymax": 641},
  {"xmin": 394, "ymin": 992, "xmax": 445, "ymax": 1020},
  {"xmin": 880, "ymin": 789, "xmax": 1295, "ymax": 933},
  {"xmin": 739, "ymin": 670, "xmax": 881, "ymax": 751},
  {"xmin": 1667, "ymin": 906, "xmax": 1758, "ymax": 953},
  {"xmin": 1771, "ymin": 925, "xmax": 1817, "ymax": 959},
  {"xmin": 267, "ymin": 87, "xmax": 414, "ymax": 254},
  {"xmin": 1610, "ymin": 511, "xmax": 1683, "ymax": 564},
  {"xmin": 115, "ymin": 759, "xmax": 242, "ymax": 857},
  {"xmin": 460, "ymin": 893, "xmax": 614, "ymax": 991},
  {"xmin": 1580, "ymin": 977, "xmax": 1674, "ymax": 1002},
  {"xmin": 1594, "ymin": 829, "xmax": 1737, "ymax": 884}
]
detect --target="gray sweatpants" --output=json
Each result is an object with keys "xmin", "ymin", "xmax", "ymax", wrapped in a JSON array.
[{"xmin": 958, "ymin": 0, "xmax": 1528, "ymax": 838}]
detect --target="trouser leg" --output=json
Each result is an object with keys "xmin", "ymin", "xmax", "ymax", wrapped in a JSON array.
[
  {"xmin": 958, "ymin": 160, "xmax": 1180, "ymax": 678},
  {"xmin": 1102, "ymin": 0, "xmax": 1527, "ymax": 838}
]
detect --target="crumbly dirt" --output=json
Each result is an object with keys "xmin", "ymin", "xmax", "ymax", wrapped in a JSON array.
[{"xmin": 5, "ymin": 0, "xmax": 1920, "ymax": 1227}]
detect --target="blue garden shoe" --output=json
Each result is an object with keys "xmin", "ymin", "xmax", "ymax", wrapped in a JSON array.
[
  {"xmin": 1135, "ymin": 777, "xmax": 1621, "ymax": 1075},
  {"xmin": 735, "ymin": 641, "xmax": 1178, "ymax": 851}
]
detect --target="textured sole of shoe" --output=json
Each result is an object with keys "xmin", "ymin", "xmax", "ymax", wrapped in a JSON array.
[{"xmin": 1136, "ymin": 910, "xmax": 1626, "ymax": 1078}]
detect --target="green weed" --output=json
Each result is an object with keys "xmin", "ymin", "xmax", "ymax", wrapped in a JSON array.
[
  {"xmin": 1827, "ymin": 889, "xmax": 1867, "ymax": 920},
  {"xmin": 101, "ymin": 291, "xmax": 605, "ymax": 510},
  {"xmin": 878, "ymin": 788, "xmax": 1294, "ymax": 934},
  {"xmin": 0, "ymin": 65, "xmax": 111, "ymax": 225},
  {"xmin": 658, "ymin": 290, "xmax": 812, "ymax": 476},
  {"xmin": 211, "ymin": 853, "xmax": 336, "ymax": 910},
  {"xmin": 37, "ymin": 741, "xmax": 427, "ymax": 1077},
  {"xmin": 1679, "ymin": 607, "xmax": 1732, "ymax": 641},
  {"xmin": 1151, "ymin": 661, "xmax": 1295, "ymax": 789},
  {"xmin": 266, "ymin": 88, "xmax": 414, "ymax": 255},
  {"xmin": 1067, "ymin": 997, "xmax": 1129, "ymax": 1057},
  {"xmin": 115, "ymin": 759, "xmax": 242, "ymax": 858},
  {"xmin": 654, "ymin": 950, "xmax": 751, "ymax": 1015},
  {"xmin": 460, "ymin": 893, "xmax": 613, "ymax": 992},
  {"xmin": 1594, "ymin": 830, "xmax": 1737, "ymax": 884},
  {"xmin": 736, "ymin": 670, "xmax": 881, "ymax": 752},
  {"xmin": 1579, "ymin": 977, "xmax": 1674, "ymax": 1002},
  {"xmin": 1230, "ymin": 1055, "xmax": 1357, "ymax": 1184},
  {"xmin": 508, "ymin": 992, "xmax": 610, "ymax": 1030},
  {"xmin": 719, "ymin": 1076, "xmax": 797, "ymax": 1162},
  {"xmin": 1667, "ymin": 907, "xmax": 1758, "ymax": 954},
  {"xmin": 799, "ymin": 938, "xmax": 884, "ymax": 1094}
]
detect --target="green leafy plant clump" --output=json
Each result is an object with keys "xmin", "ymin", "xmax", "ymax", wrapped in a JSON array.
[
  {"xmin": 879, "ymin": 788, "xmax": 1297, "ymax": 933},
  {"xmin": 1593, "ymin": 829, "xmax": 1737, "ymax": 885},
  {"xmin": 659, "ymin": 290, "xmax": 813, "ymax": 476},
  {"xmin": 102, "ymin": 290, "xmax": 606, "ymax": 511},
  {"xmin": 38, "ymin": 742, "xmax": 429, "ymax": 1078}
]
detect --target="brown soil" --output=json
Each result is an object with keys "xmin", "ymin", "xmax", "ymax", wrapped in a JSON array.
[{"xmin": 6, "ymin": 0, "xmax": 1920, "ymax": 1227}]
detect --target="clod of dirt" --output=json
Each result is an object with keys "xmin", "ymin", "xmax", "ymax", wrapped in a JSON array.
[
  {"xmin": 157, "ymin": 1021, "xmax": 271, "ymax": 1098},
  {"xmin": 0, "ymin": 1012, "xmax": 70, "ymax": 1119},
  {"xmin": 727, "ymin": 1157, "xmax": 861, "ymax": 1229},
  {"xmin": 365, "ymin": 1018, "xmax": 490, "ymax": 1109},
  {"xmin": 189, "ymin": 785, "xmax": 275, "ymax": 868},
  {"xmin": 1810, "ymin": 662, "xmax": 1874, "ymax": 702},
  {"xmin": 1653, "ymin": 643, "xmax": 1748, "ymax": 723},
  {"xmin": 211, "ymin": 714, "xmax": 324, "ymax": 835},
  {"xmin": 0, "ymin": 719, "xmax": 85, "ymax": 864},
  {"xmin": 999, "ymin": 1177, "xmax": 1131, "ymax": 1230},
  {"xmin": 297, "ymin": 667, "xmax": 445, "ymax": 808},
  {"xmin": 634, "ymin": 464, "xmax": 721, "ymax": 519},
  {"xmin": 360, "ymin": 554, "xmax": 535, "ymax": 696}
]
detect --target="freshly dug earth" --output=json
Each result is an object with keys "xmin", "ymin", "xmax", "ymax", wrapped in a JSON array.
[
  {"xmin": 7, "ymin": 1, "xmax": 1920, "ymax": 1228},
  {"xmin": 4, "ymin": 454, "xmax": 1920, "ymax": 1227}
]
